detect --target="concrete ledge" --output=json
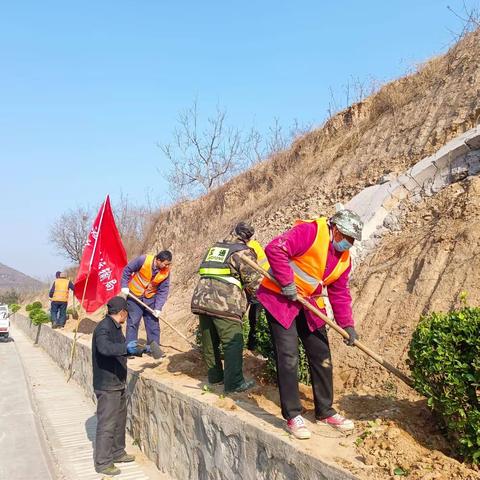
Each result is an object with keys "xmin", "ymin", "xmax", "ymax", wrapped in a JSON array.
[
  {"xmin": 13, "ymin": 315, "xmax": 357, "ymax": 480},
  {"xmin": 347, "ymin": 126, "xmax": 480, "ymax": 262}
]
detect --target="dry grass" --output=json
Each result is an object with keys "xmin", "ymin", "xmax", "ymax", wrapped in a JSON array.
[{"xmin": 145, "ymin": 29, "xmax": 480, "ymax": 303}]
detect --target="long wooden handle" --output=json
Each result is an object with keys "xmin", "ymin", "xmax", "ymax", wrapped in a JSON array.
[
  {"xmin": 241, "ymin": 253, "xmax": 414, "ymax": 388},
  {"xmin": 127, "ymin": 294, "xmax": 197, "ymax": 350}
]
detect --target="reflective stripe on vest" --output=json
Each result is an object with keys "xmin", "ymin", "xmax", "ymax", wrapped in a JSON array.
[
  {"xmin": 52, "ymin": 278, "xmax": 69, "ymax": 302},
  {"xmin": 128, "ymin": 255, "xmax": 170, "ymax": 298},
  {"xmin": 198, "ymin": 242, "xmax": 248, "ymax": 290},
  {"xmin": 247, "ymin": 240, "xmax": 270, "ymax": 271},
  {"xmin": 198, "ymin": 270, "xmax": 243, "ymax": 289},
  {"xmin": 261, "ymin": 217, "xmax": 350, "ymax": 308}
]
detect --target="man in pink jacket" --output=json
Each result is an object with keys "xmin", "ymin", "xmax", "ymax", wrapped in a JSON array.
[{"xmin": 257, "ymin": 209, "xmax": 363, "ymax": 439}]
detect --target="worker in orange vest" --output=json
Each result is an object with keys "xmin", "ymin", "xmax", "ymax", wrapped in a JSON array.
[
  {"xmin": 49, "ymin": 271, "xmax": 75, "ymax": 328},
  {"xmin": 121, "ymin": 251, "xmax": 172, "ymax": 349},
  {"xmin": 257, "ymin": 209, "xmax": 363, "ymax": 439}
]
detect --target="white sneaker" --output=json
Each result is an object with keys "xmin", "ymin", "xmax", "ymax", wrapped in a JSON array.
[{"xmin": 286, "ymin": 415, "xmax": 312, "ymax": 439}]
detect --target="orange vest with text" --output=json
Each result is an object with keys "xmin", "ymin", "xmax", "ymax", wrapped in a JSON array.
[
  {"xmin": 261, "ymin": 217, "xmax": 350, "ymax": 308},
  {"xmin": 128, "ymin": 255, "xmax": 170, "ymax": 298}
]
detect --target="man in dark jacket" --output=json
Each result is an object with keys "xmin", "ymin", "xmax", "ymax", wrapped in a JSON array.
[
  {"xmin": 92, "ymin": 296, "xmax": 145, "ymax": 476},
  {"xmin": 191, "ymin": 222, "xmax": 262, "ymax": 393}
]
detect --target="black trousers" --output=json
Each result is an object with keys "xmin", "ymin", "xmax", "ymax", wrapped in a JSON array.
[
  {"xmin": 266, "ymin": 309, "xmax": 336, "ymax": 420},
  {"xmin": 94, "ymin": 389, "xmax": 127, "ymax": 470},
  {"xmin": 247, "ymin": 302, "xmax": 263, "ymax": 350}
]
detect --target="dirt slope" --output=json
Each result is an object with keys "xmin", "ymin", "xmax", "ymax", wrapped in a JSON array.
[
  {"xmin": 346, "ymin": 176, "xmax": 480, "ymax": 393},
  {"xmin": 136, "ymin": 30, "xmax": 480, "ymax": 478},
  {"xmin": 330, "ymin": 176, "xmax": 480, "ymax": 479},
  {"xmin": 40, "ymin": 29, "xmax": 480, "ymax": 480},
  {"xmin": 149, "ymin": 29, "xmax": 480, "ymax": 344}
]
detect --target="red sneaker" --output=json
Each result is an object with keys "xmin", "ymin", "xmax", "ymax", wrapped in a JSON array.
[
  {"xmin": 317, "ymin": 413, "xmax": 354, "ymax": 431},
  {"xmin": 286, "ymin": 415, "xmax": 311, "ymax": 439}
]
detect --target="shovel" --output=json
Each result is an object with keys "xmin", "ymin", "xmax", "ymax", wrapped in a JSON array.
[
  {"xmin": 240, "ymin": 253, "xmax": 414, "ymax": 389},
  {"xmin": 136, "ymin": 338, "xmax": 164, "ymax": 360},
  {"xmin": 72, "ymin": 296, "xmax": 79, "ymax": 320}
]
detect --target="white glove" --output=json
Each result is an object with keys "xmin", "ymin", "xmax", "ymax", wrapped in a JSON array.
[
  {"xmin": 121, "ymin": 288, "xmax": 130, "ymax": 295},
  {"xmin": 153, "ymin": 309, "xmax": 161, "ymax": 318}
]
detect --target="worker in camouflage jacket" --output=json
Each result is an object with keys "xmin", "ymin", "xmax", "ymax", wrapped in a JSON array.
[{"xmin": 191, "ymin": 222, "xmax": 262, "ymax": 393}]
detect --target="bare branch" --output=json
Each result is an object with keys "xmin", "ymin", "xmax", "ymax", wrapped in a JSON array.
[
  {"xmin": 162, "ymin": 101, "xmax": 247, "ymax": 199},
  {"xmin": 49, "ymin": 197, "xmax": 153, "ymax": 263}
]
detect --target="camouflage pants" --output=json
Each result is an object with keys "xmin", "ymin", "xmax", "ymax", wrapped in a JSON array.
[{"xmin": 198, "ymin": 314, "xmax": 245, "ymax": 391}]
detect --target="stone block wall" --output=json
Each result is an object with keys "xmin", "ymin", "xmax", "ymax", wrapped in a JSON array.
[{"xmin": 347, "ymin": 126, "xmax": 480, "ymax": 260}]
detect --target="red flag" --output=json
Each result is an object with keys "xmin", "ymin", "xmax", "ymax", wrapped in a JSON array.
[{"xmin": 74, "ymin": 195, "xmax": 127, "ymax": 313}]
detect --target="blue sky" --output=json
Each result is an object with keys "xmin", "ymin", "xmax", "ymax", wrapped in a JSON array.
[{"xmin": 0, "ymin": 0, "xmax": 473, "ymax": 279}]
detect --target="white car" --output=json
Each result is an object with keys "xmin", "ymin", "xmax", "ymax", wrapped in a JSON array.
[{"xmin": 0, "ymin": 304, "xmax": 10, "ymax": 340}]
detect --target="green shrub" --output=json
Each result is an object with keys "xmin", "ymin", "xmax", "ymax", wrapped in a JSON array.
[
  {"xmin": 29, "ymin": 308, "xmax": 50, "ymax": 326},
  {"xmin": 255, "ymin": 308, "xmax": 311, "ymax": 385},
  {"xmin": 26, "ymin": 302, "xmax": 42, "ymax": 312},
  {"xmin": 408, "ymin": 306, "xmax": 480, "ymax": 463},
  {"xmin": 9, "ymin": 304, "xmax": 21, "ymax": 314}
]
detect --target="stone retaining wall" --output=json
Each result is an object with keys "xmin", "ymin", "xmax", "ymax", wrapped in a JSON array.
[
  {"xmin": 348, "ymin": 125, "xmax": 480, "ymax": 259},
  {"xmin": 13, "ymin": 314, "xmax": 356, "ymax": 480}
]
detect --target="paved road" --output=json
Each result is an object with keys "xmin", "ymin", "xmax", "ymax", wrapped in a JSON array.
[
  {"xmin": 9, "ymin": 325, "xmax": 170, "ymax": 480},
  {"xmin": 0, "ymin": 336, "xmax": 55, "ymax": 479}
]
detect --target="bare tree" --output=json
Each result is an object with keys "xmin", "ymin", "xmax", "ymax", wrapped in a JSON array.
[
  {"xmin": 49, "ymin": 197, "xmax": 154, "ymax": 263},
  {"xmin": 447, "ymin": 1, "xmax": 480, "ymax": 39},
  {"xmin": 245, "ymin": 118, "xmax": 310, "ymax": 166},
  {"xmin": 49, "ymin": 206, "xmax": 92, "ymax": 263},
  {"xmin": 161, "ymin": 101, "xmax": 249, "ymax": 199},
  {"xmin": 114, "ymin": 193, "xmax": 153, "ymax": 257}
]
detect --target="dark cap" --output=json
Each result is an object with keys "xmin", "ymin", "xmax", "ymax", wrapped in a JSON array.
[
  {"xmin": 234, "ymin": 222, "xmax": 255, "ymax": 241},
  {"xmin": 107, "ymin": 296, "xmax": 128, "ymax": 314}
]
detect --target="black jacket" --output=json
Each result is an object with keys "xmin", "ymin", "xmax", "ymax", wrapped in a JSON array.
[{"xmin": 92, "ymin": 315, "xmax": 128, "ymax": 391}]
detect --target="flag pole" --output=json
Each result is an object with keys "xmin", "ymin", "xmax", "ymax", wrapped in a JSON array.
[{"xmin": 66, "ymin": 195, "xmax": 109, "ymax": 382}]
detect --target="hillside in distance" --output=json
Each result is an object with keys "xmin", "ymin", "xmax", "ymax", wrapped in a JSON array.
[{"xmin": 0, "ymin": 262, "xmax": 44, "ymax": 292}]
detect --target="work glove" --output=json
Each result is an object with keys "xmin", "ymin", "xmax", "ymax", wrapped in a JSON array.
[
  {"xmin": 120, "ymin": 287, "xmax": 130, "ymax": 299},
  {"xmin": 126, "ymin": 340, "xmax": 146, "ymax": 357},
  {"xmin": 343, "ymin": 326, "xmax": 358, "ymax": 346},
  {"xmin": 281, "ymin": 282, "xmax": 298, "ymax": 301}
]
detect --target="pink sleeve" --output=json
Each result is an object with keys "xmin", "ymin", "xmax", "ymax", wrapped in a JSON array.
[
  {"xmin": 327, "ymin": 263, "xmax": 354, "ymax": 328},
  {"xmin": 265, "ymin": 222, "xmax": 317, "ymax": 287}
]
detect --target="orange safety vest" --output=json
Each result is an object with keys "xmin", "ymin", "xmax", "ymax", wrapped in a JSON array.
[
  {"xmin": 247, "ymin": 239, "xmax": 270, "ymax": 271},
  {"xmin": 261, "ymin": 217, "xmax": 350, "ymax": 308},
  {"xmin": 128, "ymin": 255, "xmax": 170, "ymax": 298},
  {"xmin": 51, "ymin": 278, "xmax": 70, "ymax": 302}
]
